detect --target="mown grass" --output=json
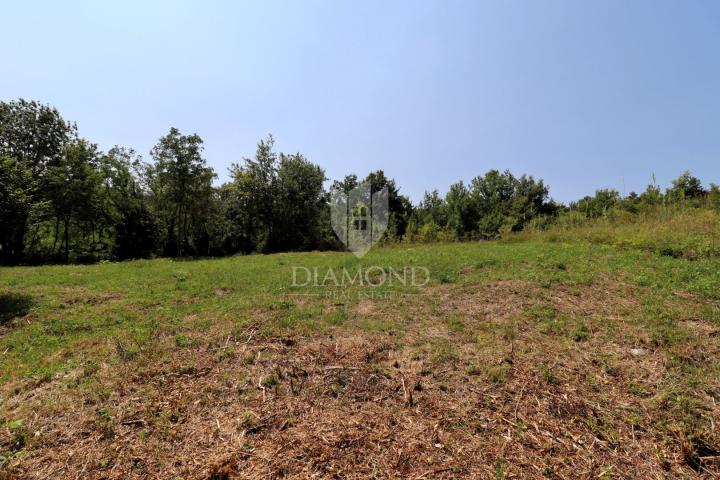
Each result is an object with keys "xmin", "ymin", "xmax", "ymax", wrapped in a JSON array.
[
  {"xmin": 1, "ymin": 240, "xmax": 719, "ymax": 383},
  {"xmin": 3, "ymin": 237, "xmax": 720, "ymax": 476}
]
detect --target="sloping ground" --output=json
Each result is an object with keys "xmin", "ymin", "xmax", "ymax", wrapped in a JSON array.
[
  {"xmin": 516, "ymin": 207, "xmax": 720, "ymax": 260},
  {"xmin": 2, "ymin": 276, "xmax": 719, "ymax": 479}
]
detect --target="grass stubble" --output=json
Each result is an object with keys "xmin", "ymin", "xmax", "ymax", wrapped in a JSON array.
[{"xmin": 0, "ymin": 240, "xmax": 719, "ymax": 478}]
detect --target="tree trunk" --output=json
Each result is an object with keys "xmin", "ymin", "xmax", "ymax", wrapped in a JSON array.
[
  {"xmin": 53, "ymin": 217, "xmax": 60, "ymax": 251},
  {"xmin": 64, "ymin": 218, "xmax": 70, "ymax": 263}
]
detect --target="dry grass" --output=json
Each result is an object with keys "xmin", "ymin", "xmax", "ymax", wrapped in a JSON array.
[{"xmin": 2, "ymin": 272, "xmax": 719, "ymax": 479}]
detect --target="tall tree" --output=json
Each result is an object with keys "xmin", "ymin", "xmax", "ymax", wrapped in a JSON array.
[
  {"xmin": 0, "ymin": 99, "xmax": 76, "ymax": 176},
  {"xmin": 226, "ymin": 135, "xmax": 279, "ymax": 252},
  {"xmin": 331, "ymin": 174, "xmax": 358, "ymax": 195},
  {"xmin": 0, "ymin": 157, "xmax": 33, "ymax": 264},
  {"xmin": 226, "ymin": 136, "xmax": 327, "ymax": 253},
  {"xmin": 469, "ymin": 170, "xmax": 554, "ymax": 237},
  {"xmin": 417, "ymin": 190, "xmax": 447, "ymax": 227},
  {"xmin": 99, "ymin": 147, "xmax": 159, "ymax": 259},
  {"xmin": 44, "ymin": 139, "xmax": 102, "ymax": 262},
  {"xmin": 147, "ymin": 128, "xmax": 216, "ymax": 256},
  {"xmin": 667, "ymin": 171, "xmax": 705, "ymax": 201},
  {"xmin": 274, "ymin": 153, "xmax": 326, "ymax": 251},
  {"xmin": 363, "ymin": 170, "xmax": 413, "ymax": 239},
  {"xmin": 445, "ymin": 181, "xmax": 476, "ymax": 239},
  {"xmin": 0, "ymin": 100, "xmax": 75, "ymax": 263}
]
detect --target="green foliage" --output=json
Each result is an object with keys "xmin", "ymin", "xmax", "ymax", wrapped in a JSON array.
[
  {"xmin": 364, "ymin": 170, "xmax": 414, "ymax": 239},
  {"xmin": 471, "ymin": 169, "xmax": 556, "ymax": 237},
  {"xmin": 521, "ymin": 204, "xmax": 720, "ymax": 260},
  {"xmin": 0, "ymin": 99, "xmax": 76, "ymax": 264},
  {"xmin": 43, "ymin": 139, "xmax": 105, "ymax": 262},
  {"xmin": 667, "ymin": 171, "xmax": 705, "ymax": 201},
  {"xmin": 0, "ymin": 419, "xmax": 27, "ymax": 464},
  {"xmin": 575, "ymin": 189, "xmax": 620, "ymax": 218},
  {"xmin": 0, "ymin": 99, "xmax": 75, "ymax": 176},
  {"xmin": 410, "ymin": 170, "xmax": 557, "ymax": 241},
  {"xmin": 328, "ymin": 170, "xmax": 414, "ymax": 246},
  {"xmin": 417, "ymin": 189, "xmax": 447, "ymax": 226},
  {"xmin": 274, "ymin": 152, "xmax": 327, "ymax": 251},
  {"xmin": 224, "ymin": 135, "xmax": 327, "ymax": 253},
  {"xmin": 516, "ymin": 171, "xmax": 720, "ymax": 260},
  {"xmin": 100, "ymin": 147, "xmax": 159, "ymax": 259},
  {"xmin": 146, "ymin": 128, "xmax": 216, "ymax": 257},
  {"xmin": 2, "ymin": 98, "xmax": 719, "ymax": 268},
  {"xmin": 0, "ymin": 156, "xmax": 33, "ymax": 263},
  {"xmin": 709, "ymin": 184, "xmax": 720, "ymax": 212}
]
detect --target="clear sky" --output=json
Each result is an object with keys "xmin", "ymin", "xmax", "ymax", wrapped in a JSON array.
[{"xmin": 3, "ymin": 0, "xmax": 719, "ymax": 203}]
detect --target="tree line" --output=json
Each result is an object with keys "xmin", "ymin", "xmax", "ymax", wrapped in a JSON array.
[{"xmin": 1, "ymin": 99, "xmax": 717, "ymax": 265}]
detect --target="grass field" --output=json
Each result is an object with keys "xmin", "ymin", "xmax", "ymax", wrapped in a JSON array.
[
  {"xmin": 2, "ymin": 240, "xmax": 720, "ymax": 478},
  {"xmin": 518, "ymin": 207, "xmax": 720, "ymax": 261}
]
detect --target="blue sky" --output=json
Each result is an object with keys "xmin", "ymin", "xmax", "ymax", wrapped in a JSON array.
[{"xmin": 3, "ymin": 0, "xmax": 719, "ymax": 203}]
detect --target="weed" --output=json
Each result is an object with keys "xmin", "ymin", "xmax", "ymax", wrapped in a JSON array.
[
  {"xmin": 445, "ymin": 315, "xmax": 465, "ymax": 333},
  {"xmin": 1, "ymin": 240, "xmax": 720, "ymax": 477},
  {"xmin": 539, "ymin": 363, "xmax": 557, "ymax": 384},
  {"xmin": 598, "ymin": 466, "xmax": 614, "ymax": 480},
  {"xmin": 96, "ymin": 407, "xmax": 115, "ymax": 439},
  {"xmin": 494, "ymin": 459, "xmax": 507, "ymax": 479},
  {"xmin": 173, "ymin": 334, "xmax": 194, "ymax": 348},
  {"xmin": 260, "ymin": 373, "xmax": 279, "ymax": 388},
  {"xmin": 242, "ymin": 350, "xmax": 256, "ymax": 365},
  {"xmin": 113, "ymin": 338, "xmax": 137, "ymax": 362},
  {"xmin": 430, "ymin": 338, "xmax": 457, "ymax": 363},
  {"xmin": 572, "ymin": 320, "xmax": 590, "ymax": 342},
  {"xmin": 3, "ymin": 420, "xmax": 26, "ymax": 455},
  {"xmin": 487, "ymin": 364, "xmax": 510, "ymax": 383},
  {"xmin": 466, "ymin": 364, "xmax": 483, "ymax": 376}
]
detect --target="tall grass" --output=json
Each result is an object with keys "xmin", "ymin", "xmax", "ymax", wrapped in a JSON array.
[{"xmin": 513, "ymin": 206, "xmax": 720, "ymax": 260}]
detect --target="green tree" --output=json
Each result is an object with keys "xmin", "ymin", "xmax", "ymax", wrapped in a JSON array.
[
  {"xmin": 445, "ymin": 181, "xmax": 476, "ymax": 239},
  {"xmin": 226, "ymin": 136, "xmax": 327, "ymax": 253},
  {"xmin": 363, "ymin": 170, "xmax": 413, "ymax": 240},
  {"xmin": 100, "ymin": 147, "xmax": 159, "ymax": 259},
  {"xmin": 639, "ymin": 184, "xmax": 663, "ymax": 206},
  {"xmin": 44, "ymin": 139, "xmax": 102, "ymax": 262},
  {"xmin": 667, "ymin": 171, "xmax": 705, "ymax": 201},
  {"xmin": 0, "ymin": 157, "xmax": 33, "ymax": 264},
  {"xmin": 0, "ymin": 99, "xmax": 76, "ymax": 175},
  {"xmin": 417, "ymin": 190, "xmax": 447, "ymax": 227},
  {"xmin": 0, "ymin": 99, "xmax": 75, "ymax": 263},
  {"xmin": 331, "ymin": 174, "xmax": 358, "ymax": 195},
  {"xmin": 146, "ymin": 128, "xmax": 216, "ymax": 256},
  {"xmin": 574, "ymin": 189, "xmax": 620, "ymax": 218},
  {"xmin": 274, "ymin": 153, "xmax": 326, "ymax": 251},
  {"xmin": 226, "ymin": 135, "xmax": 279, "ymax": 252},
  {"xmin": 470, "ymin": 170, "xmax": 553, "ymax": 237}
]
